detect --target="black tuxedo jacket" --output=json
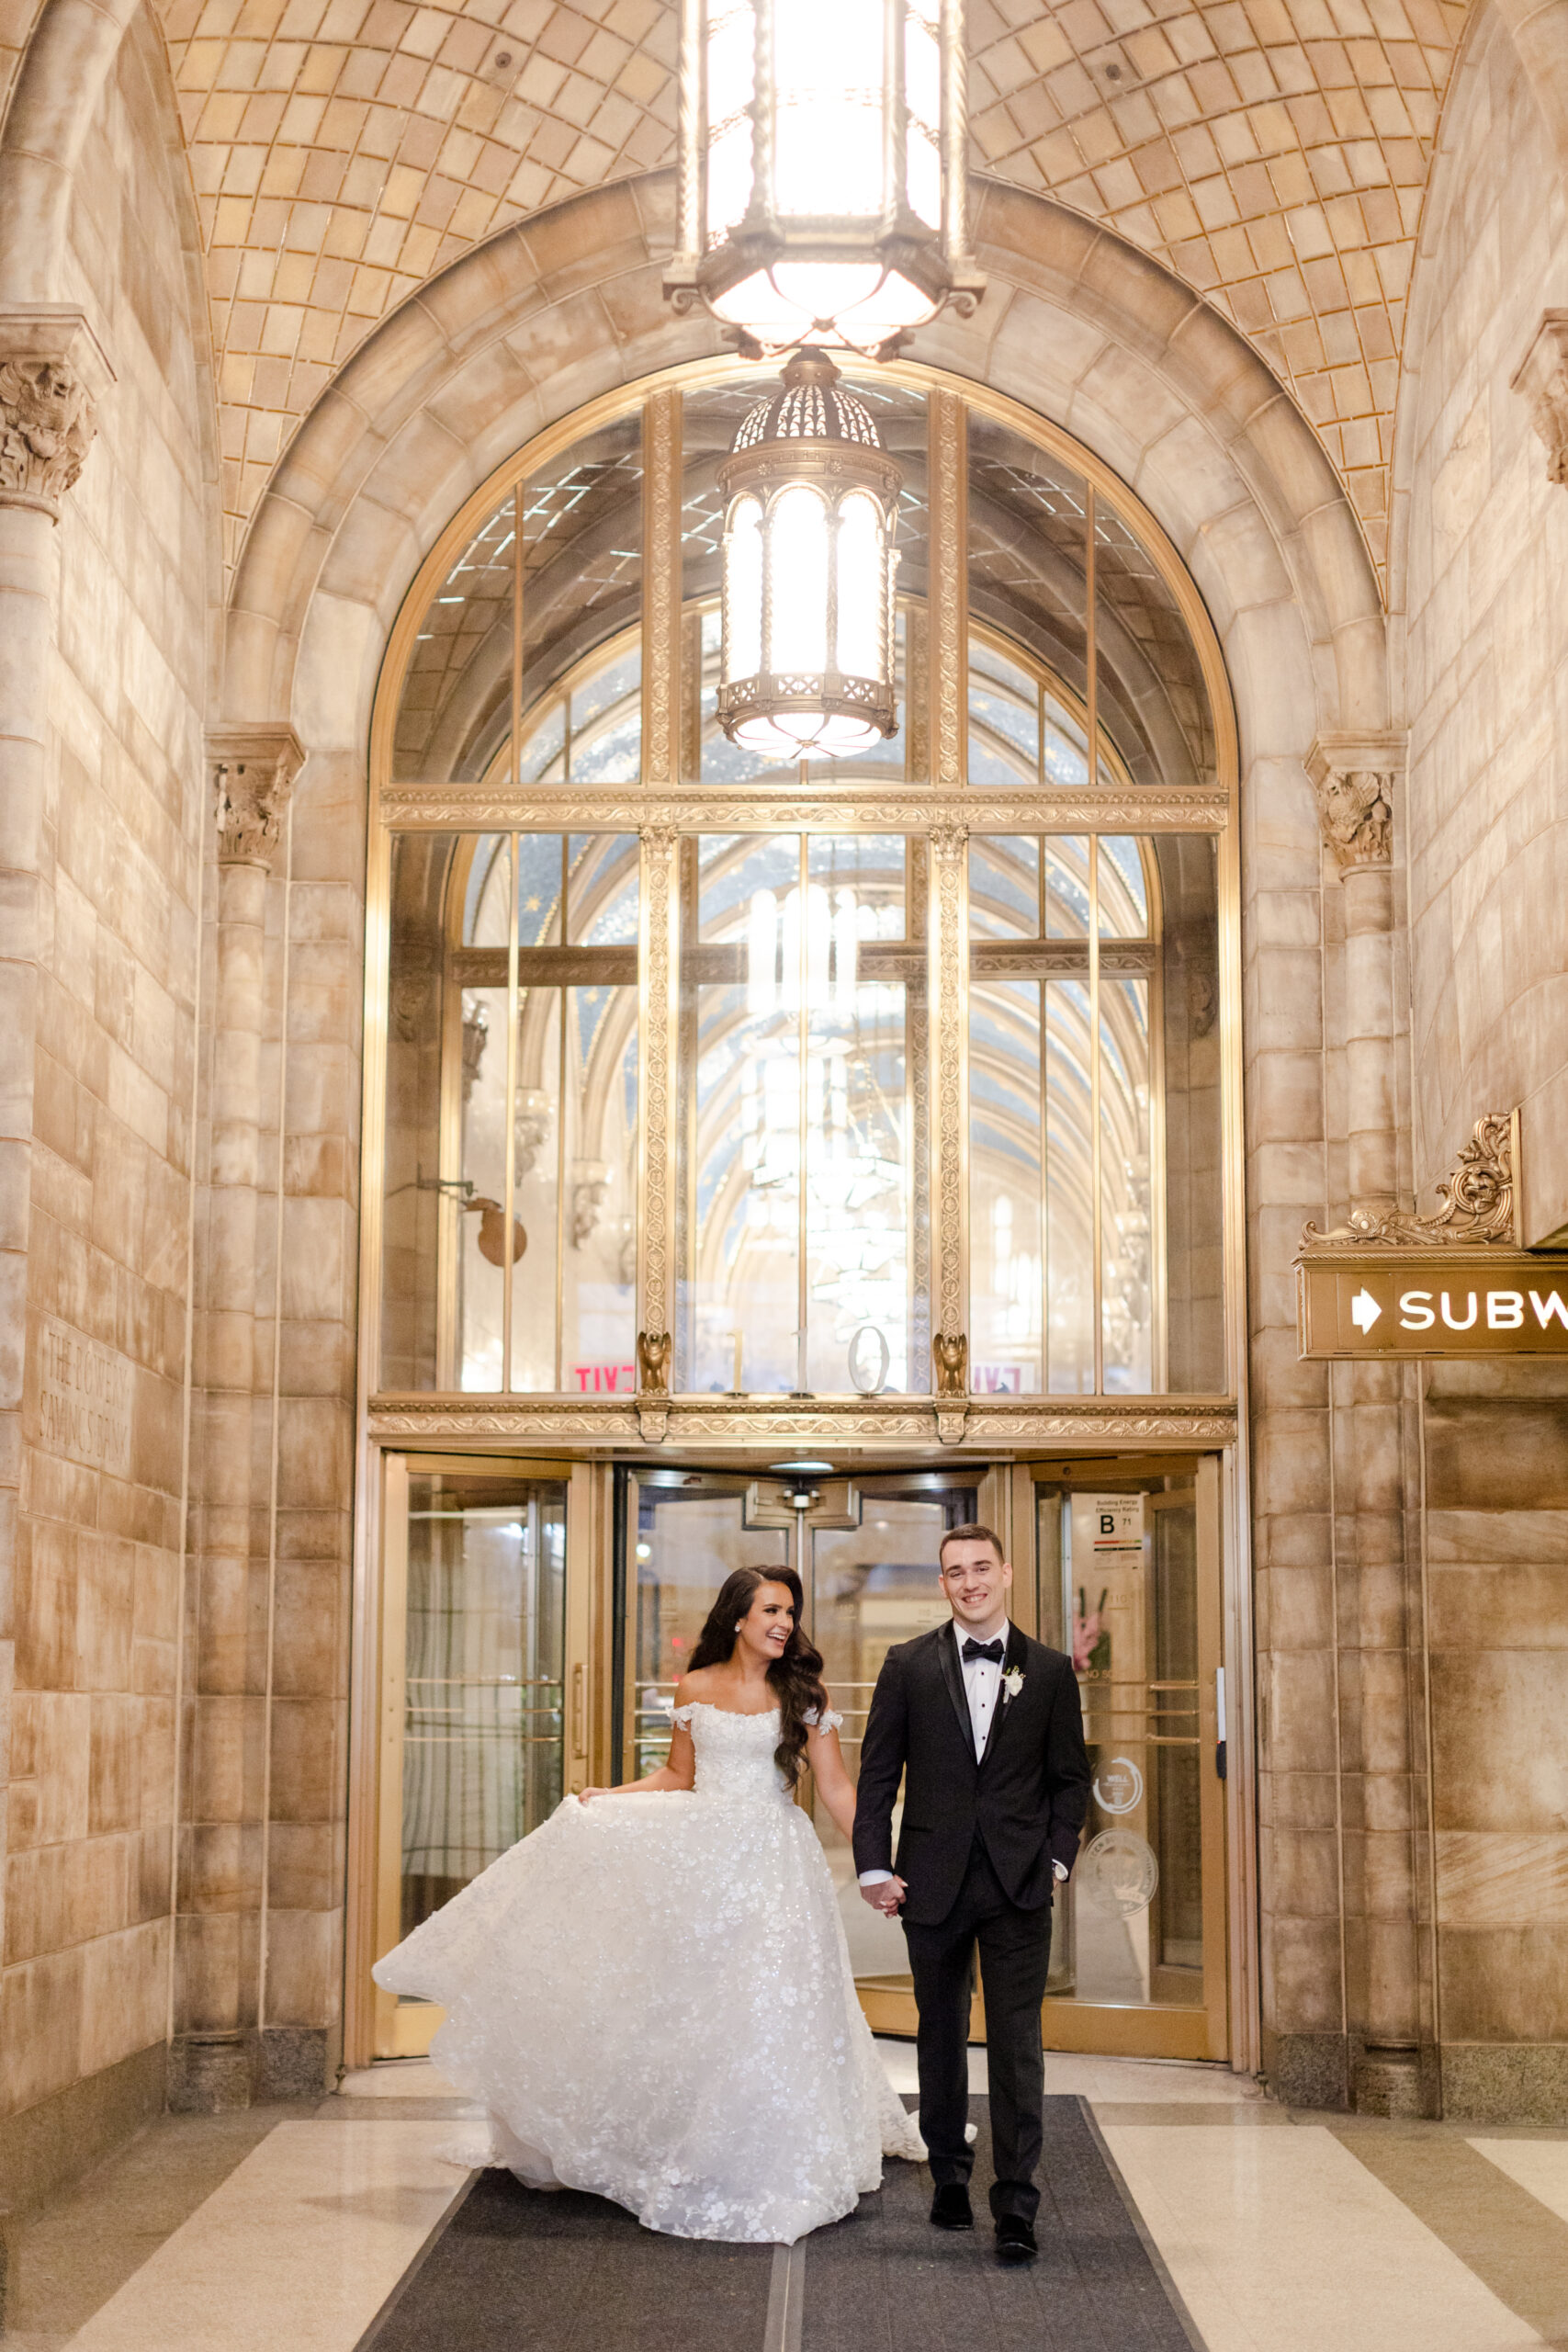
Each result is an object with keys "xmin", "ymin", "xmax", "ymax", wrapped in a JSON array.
[{"xmin": 852, "ymin": 1622, "xmax": 1091, "ymax": 1927}]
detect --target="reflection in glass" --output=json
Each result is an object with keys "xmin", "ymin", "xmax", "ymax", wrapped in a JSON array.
[
  {"xmin": 392, "ymin": 500, "xmax": 516, "ymax": 785},
  {"xmin": 677, "ymin": 832, "xmax": 920, "ymax": 1395},
  {"xmin": 966, "ymin": 423, "xmax": 1089, "ymax": 718},
  {"xmin": 967, "ymin": 835, "xmax": 1156, "ymax": 1395},
  {"xmin": 400, "ymin": 1473, "xmax": 566, "ymax": 1939},
  {"xmin": 1095, "ymin": 503, "xmax": 1214, "ymax": 794},
  {"xmin": 379, "ymin": 830, "xmax": 637, "ymax": 1395},
  {"xmin": 627, "ymin": 1484, "xmax": 786, "ymax": 1780},
  {"xmin": 808, "ymin": 1483, "xmax": 976, "ymax": 1986},
  {"xmin": 969, "ymin": 978, "xmax": 1043, "ymax": 1394},
  {"xmin": 1101, "ymin": 976, "xmax": 1153, "ymax": 1394},
  {"xmin": 968, "ymin": 633, "xmax": 1091, "ymax": 795},
  {"xmin": 391, "ymin": 414, "xmax": 642, "ymax": 790},
  {"xmin": 1044, "ymin": 1487, "xmax": 1203, "ymax": 2009}
]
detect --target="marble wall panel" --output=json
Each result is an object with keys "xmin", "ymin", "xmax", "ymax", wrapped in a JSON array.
[{"xmin": 1, "ymin": 4, "xmax": 215, "ymax": 2145}]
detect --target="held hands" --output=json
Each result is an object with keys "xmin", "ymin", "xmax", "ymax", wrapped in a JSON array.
[{"xmin": 859, "ymin": 1875, "xmax": 908, "ymax": 1917}]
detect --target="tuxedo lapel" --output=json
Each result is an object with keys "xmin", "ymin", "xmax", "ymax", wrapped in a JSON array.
[
  {"xmin": 933, "ymin": 1622, "xmax": 974, "ymax": 1750},
  {"xmin": 978, "ymin": 1623, "xmax": 1029, "ymax": 1769}
]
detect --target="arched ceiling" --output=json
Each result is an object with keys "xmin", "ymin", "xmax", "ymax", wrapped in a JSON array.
[{"xmin": 152, "ymin": 0, "xmax": 1466, "ymax": 580}]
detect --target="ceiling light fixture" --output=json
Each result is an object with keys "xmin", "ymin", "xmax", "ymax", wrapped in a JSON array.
[
  {"xmin": 716, "ymin": 348, "xmax": 901, "ymax": 760},
  {"xmin": 664, "ymin": 0, "xmax": 985, "ymax": 359}
]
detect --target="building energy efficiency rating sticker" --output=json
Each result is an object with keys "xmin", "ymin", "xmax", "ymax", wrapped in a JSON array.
[{"xmin": 1297, "ymin": 1252, "xmax": 1568, "ymax": 1358}]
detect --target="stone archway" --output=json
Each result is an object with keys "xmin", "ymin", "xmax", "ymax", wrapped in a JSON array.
[{"xmin": 213, "ymin": 168, "xmax": 1396, "ymax": 2098}]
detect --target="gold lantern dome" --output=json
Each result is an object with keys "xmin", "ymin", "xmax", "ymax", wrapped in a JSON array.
[{"xmin": 716, "ymin": 350, "xmax": 903, "ymax": 761}]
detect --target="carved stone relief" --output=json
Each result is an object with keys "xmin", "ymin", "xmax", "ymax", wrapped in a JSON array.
[
  {"xmin": 0, "ymin": 357, "xmax": 96, "ymax": 518},
  {"xmin": 1307, "ymin": 733, "xmax": 1405, "ymax": 872},
  {"xmin": 1512, "ymin": 311, "xmax": 1568, "ymax": 487},
  {"xmin": 210, "ymin": 728, "xmax": 305, "ymax": 871}
]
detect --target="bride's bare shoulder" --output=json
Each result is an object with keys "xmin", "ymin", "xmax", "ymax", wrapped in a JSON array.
[{"xmin": 672, "ymin": 1667, "xmax": 720, "ymax": 1705}]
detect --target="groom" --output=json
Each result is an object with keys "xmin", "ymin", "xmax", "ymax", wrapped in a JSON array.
[{"xmin": 853, "ymin": 1524, "xmax": 1090, "ymax": 2264}]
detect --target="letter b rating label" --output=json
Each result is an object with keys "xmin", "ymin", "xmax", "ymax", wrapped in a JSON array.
[{"xmin": 1297, "ymin": 1252, "xmax": 1568, "ymax": 1359}]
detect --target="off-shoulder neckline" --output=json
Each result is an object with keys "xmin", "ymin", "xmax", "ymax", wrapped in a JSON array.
[{"xmin": 675, "ymin": 1698, "xmax": 780, "ymax": 1721}]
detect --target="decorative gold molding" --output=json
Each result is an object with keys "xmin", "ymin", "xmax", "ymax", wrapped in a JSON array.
[
  {"xmin": 642, "ymin": 390, "xmax": 682, "ymax": 786},
  {"xmin": 1303, "ymin": 1112, "xmax": 1518, "ymax": 1250},
  {"xmin": 1306, "ymin": 733, "xmax": 1404, "ymax": 872},
  {"xmin": 210, "ymin": 726, "xmax": 305, "ymax": 869},
  {"xmin": 0, "ymin": 308, "xmax": 115, "ymax": 521},
  {"xmin": 928, "ymin": 391, "xmax": 966, "ymax": 790},
  {"xmin": 367, "ymin": 1393, "xmax": 1239, "ymax": 1449},
  {"xmin": 376, "ymin": 786, "xmax": 1232, "ymax": 833},
  {"xmin": 1512, "ymin": 311, "xmax": 1568, "ymax": 488}
]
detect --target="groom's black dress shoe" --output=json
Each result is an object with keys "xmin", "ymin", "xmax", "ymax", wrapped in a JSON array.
[
  {"xmin": 930, "ymin": 2184, "xmax": 974, "ymax": 2231},
  {"xmin": 995, "ymin": 2216, "xmax": 1038, "ymax": 2264}
]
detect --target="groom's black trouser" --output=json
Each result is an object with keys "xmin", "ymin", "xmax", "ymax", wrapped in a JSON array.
[{"xmin": 903, "ymin": 1838, "xmax": 1051, "ymax": 2223}]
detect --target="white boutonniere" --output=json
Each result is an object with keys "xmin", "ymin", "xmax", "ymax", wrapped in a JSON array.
[{"xmin": 1001, "ymin": 1667, "xmax": 1025, "ymax": 1703}]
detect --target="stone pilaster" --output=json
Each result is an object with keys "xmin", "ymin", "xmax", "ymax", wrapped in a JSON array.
[
  {"xmin": 0, "ymin": 308, "xmax": 113, "ymax": 2048},
  {"xmin": 173, "ymin": 727, "xmax": 303, "ymax": 2109},
  {"xmin": 1305, "ymin": 730, "xmax": 1430, "ymax": 2113}
]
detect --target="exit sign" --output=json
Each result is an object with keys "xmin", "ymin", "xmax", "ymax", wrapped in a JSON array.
[{"xmin": 1297, "ymin": 1249, "xmax": 1568, "ymax": 1358}]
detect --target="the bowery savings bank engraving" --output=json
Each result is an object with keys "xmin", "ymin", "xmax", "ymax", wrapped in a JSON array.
[{"xmin": 35, "ymin": 1317, "xmax": 135, "ymax": 1474}]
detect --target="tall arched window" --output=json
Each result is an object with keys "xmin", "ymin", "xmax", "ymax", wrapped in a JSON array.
[{"xmin": 371, "ymin": 368, "xmax": 1235, "ymax": 1411}]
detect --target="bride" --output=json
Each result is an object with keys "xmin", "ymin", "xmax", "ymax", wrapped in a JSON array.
[{"xmin": 373, "ymin": 1564, "xmax": 924, "ymax": 2243}]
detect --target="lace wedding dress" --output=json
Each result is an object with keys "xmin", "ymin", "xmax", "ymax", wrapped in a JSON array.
[{"xmin": 373, "ymin": 1702, "xmax": 924, "ymax": 2243}]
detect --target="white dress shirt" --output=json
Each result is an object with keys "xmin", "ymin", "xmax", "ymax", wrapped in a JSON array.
[
  {"xmin": 858, "ymin": 1617, "xmax": 1067, "ymax": 1889},
  {"xmin": 953, "ymin": 1614, "xmax": 1008, "ymax": 1761}
]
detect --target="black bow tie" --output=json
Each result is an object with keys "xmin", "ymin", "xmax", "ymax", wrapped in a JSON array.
[{"xmin": 962, "ymin": 1637, "xmax": 1005, "ymax": 1665}]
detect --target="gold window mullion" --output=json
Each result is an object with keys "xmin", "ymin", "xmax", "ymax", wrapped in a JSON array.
[
  {"xmin": 502, "ymin": 483, "xmax": 524, "ymax": 1395},
  {"xmin": 637, "ymin": 390, "xmax": 682, "ymax": 1377},
  {"xmin": 555, "ymin": 838, "xmax": 569, "ymax": 1393},
  {"xmin": 796, "ymin": 832, "xmax": 810, "ymax": 1394},
  {"xmin": 1085, "ymin": 486, "xmax": 1103, "ymax": 1398}
]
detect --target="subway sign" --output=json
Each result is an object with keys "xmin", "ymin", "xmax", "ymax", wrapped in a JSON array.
[{"xmin": 1297, "ymin": 1249, "xmax": 1568, "ymax": 1358}]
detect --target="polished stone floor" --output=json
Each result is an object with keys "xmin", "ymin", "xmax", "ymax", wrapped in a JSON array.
[{"xmin": 8, "ymin": 2050, "xmax": 1568, "ymax": 2349}]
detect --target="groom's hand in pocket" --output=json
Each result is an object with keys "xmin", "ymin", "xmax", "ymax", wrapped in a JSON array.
[{"xmin": 859, "ymin": 1876, "xmax": 907, "ymax": 1916}]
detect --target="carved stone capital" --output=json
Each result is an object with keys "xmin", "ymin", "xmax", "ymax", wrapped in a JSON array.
[
  {"xmin": 1512, "ymin": 311, "xmax": 1568, "ymax": 487},
  {"xmin": 1307, "ymin": 733, "xmax": 1405, "ymax": 871},
  {"xmin": 209, "ymin": 727, "xmax": 304, "ymax": 870},
  {"xmin": 0, "ymin": 307, "xmax": 115, "ymax": 521}
]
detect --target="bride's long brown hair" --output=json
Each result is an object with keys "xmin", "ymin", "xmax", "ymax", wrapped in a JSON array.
[{"xmin": 688, "ymin": 1566, "xmax": 827, "ymax": 1788}]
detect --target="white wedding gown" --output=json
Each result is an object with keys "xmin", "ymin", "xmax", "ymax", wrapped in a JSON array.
[{"xmin": 372, "ymin": 1701, "xmax": 924, "ymax": 2243}]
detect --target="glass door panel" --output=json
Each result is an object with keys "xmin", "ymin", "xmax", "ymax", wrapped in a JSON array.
[
  {"xmin": 374, "ymin": 1457, "xmax": 583, "ymax": 2059},
  {"xmin": 1032, "ymin": 1458, "xmax": 1226, "ymax": 2060},
  {"xmin": 805, "ymin": 1476, "xmax": 979, "ymax": 2032},
  {"xmin": 623, "ymin": 1474, "xmax": 790, "ymax": 1779},
  {"xmin": 615, "ymin": 1466, "xmax": 982, "ymax": 2038}
]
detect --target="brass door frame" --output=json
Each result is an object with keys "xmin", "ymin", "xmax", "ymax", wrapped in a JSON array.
[
  {"xmin": 360, "ymin": 1450, "xmax": 598, "ymax": 2063},
  {"xmin": 348, "ymin": 1444, "xmax": 1237, "ymax": 2068}
]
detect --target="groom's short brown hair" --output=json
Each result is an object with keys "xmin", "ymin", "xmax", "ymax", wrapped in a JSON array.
[{"xmin": 939, "ymin": 1522, "xmax": 1005, "ymax": 1566}]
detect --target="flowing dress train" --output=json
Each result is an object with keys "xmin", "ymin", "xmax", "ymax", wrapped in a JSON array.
[{"xmin": 373, "ymin": 1702, "xmax": 924, "ymax": 2243}]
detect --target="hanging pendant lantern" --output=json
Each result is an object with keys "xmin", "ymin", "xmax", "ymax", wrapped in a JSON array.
[
  {"xmin": 716, "ymin": 349, "xmax": 902, "ymax": 760},
  {"xmin": 665, "ymin": 0, "xmax": 984, "ymax": 358}
]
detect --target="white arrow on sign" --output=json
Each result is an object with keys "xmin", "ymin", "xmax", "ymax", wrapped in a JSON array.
[{"xmin": 1349, "ymin": 1288, "xmax": 1382, "ymax": 1332}]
